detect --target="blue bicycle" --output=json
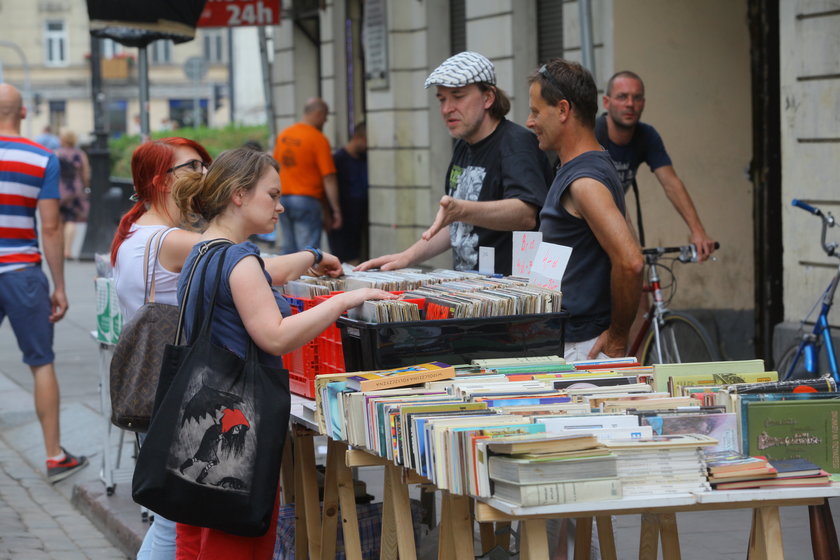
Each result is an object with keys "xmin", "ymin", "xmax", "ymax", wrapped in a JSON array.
[{"xmin": 777, "ymin": 199, "xmax": 840, "ymax": 383}]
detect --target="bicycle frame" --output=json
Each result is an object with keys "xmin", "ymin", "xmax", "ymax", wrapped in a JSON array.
[
  {"xmin": 628, "ymin": 259, "xmax": 667, "ymax": 361},
  {"xmin": 784, "ymin": 199, "xmax": 840, "ymax": 383},
  {"xmin": 784, "ymin": 266, "xmax": 840, "ymax": 382},
  {"xmin": 628, "ymin": 245, "xmax": 698, "ymax": 362}
]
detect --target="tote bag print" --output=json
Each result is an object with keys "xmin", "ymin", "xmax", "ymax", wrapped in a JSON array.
[{"xmin": 169, "ymin": 371, "xmax": 259, "ymax": 491}]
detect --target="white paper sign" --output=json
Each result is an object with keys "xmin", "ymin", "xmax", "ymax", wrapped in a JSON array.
[
  {"xmin": 478, "ymin": 246, "xmax": 495, "ymax": 275},
  {"xmin": 511, "ymin": 231, "xmax": 543, "ymax": 277},
  {"xmin": 528, "ymin": 242, "xmax": 572, "ymax": 291}
]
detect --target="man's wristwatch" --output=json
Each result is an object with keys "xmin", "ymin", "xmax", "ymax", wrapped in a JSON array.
[{"xmin": 304, "ymin": 246, "xmax": 323, "ymax": 265}]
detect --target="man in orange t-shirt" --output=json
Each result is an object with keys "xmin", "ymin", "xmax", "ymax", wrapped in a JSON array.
[{"xmin": 272, "ymin": 98, "xmax": 340, "ymax": 254}]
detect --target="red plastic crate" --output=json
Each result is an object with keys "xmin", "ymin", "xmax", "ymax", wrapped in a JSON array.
[
  {"xmin": 282, "ymin": 294, "xmax": 320, "ymax": 398},
  {"xmin": 283, "ymin": 291, "xmax": 426, "ymax": 398}
]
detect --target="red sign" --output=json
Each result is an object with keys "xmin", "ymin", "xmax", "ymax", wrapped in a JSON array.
[{"xmin": 197, "ymin": 0, "xmax": 281, "ymax": 28}]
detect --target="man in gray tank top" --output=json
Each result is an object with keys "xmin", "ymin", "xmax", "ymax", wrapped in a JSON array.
[{"xmin": 526, "ymin": 59, "xmax": 643, "ymax": 361}]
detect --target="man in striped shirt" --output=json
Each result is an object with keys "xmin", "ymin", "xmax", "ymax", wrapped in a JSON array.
[{"xmin": 0, "ymin": 83, "xmax": 87, "ymax": 483}]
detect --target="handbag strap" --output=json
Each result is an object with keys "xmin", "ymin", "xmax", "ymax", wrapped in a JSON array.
[
  {"xmin": 174, "ymin": 239, "xmax": 232, "ymax": 345},
  {"xmin": 143, "ymin": 227, "xmax": 176, "ymax": 304}
]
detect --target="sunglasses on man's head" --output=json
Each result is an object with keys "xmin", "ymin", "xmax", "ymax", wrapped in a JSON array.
[
  {"xmin": 167, "ymin": 159, "xmax": 208, "ymax": 174},
  {"xmin": 538, "ymin": 65, "xmax": 571, "ymax": 106}
]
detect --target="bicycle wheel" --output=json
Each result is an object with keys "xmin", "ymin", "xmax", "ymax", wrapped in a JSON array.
[{"xmin": 640, "ymin": 311, "xmax": 720, "ymax": 365}]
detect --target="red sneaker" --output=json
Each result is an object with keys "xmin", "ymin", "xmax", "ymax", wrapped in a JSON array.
[{"xmin": 46, "ymin": 447, "xmax": 89, "ymax": 484}]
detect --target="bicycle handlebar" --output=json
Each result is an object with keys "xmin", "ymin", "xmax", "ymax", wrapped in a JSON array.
[
  {"xmin": 642, "ymin": 242, "xmax": 720, "ymax": 263},
  {"xmin": 792, "ymin": 198, "xmax": 837, "ymax": 257},
  {"xmin": 792, "ymin": 198, "xmax": 821, "ymax": 216}
]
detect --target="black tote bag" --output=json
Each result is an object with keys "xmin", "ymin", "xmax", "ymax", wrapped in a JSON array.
[{"xmin": 133, "ymin": 243, "xmax": 290, "ymax": 537}]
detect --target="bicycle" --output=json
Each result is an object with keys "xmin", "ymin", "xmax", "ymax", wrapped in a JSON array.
[
  {"xmin": 776, "ymin": 199, "xmax": 840, "ymax": 383},
  {"xmin": 628, "ymin": 243, "xmax": 721, "ymax": 365}
]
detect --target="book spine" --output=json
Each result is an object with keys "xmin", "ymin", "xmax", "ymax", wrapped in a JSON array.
[
  {"xmin": 359, "ymin": 368, "xmax": 453, "ymax": 391},
  {"xmin": 515, "ymin": 478, "xmax": 622, "ymax": 506}
]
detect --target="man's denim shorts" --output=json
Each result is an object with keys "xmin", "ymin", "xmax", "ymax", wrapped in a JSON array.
[{"xmin": 0, "ymin": 266, "xmax": 54, "ymax": 366}]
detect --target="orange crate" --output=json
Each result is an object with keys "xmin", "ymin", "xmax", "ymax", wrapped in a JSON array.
[
  {"xmin": 283, "ymin": 291, "xmax": 426, "ymax": 397},
  {"xmin": 282, "ymin": 295, "xmax": 320, "ymax": 398}
]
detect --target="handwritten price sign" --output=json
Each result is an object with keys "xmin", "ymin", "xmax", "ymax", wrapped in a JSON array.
[
  {"xmin": 197, "ymin": 0, "xmax": 281, "ymax": 28},
  {"xmin": 511, "ymin": 231, "xmax": 543, "ymax": 276},
  {"xmin": 529, "ymin": 242, "xmax": 572, "ymax": 290}
]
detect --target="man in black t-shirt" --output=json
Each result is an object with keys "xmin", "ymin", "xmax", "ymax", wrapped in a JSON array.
[
  {"xmin": 527, "ymin": 59, "xmax": 643, "ymax": 360},
  {"xmin": 595, "ymin": 71, "xmax": 716, "ymax": 260},
  {"xmin": 357, "ymin": 51, "xmax": 552, "ymax": 275}
]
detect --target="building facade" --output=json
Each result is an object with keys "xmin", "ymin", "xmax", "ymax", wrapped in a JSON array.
[{"xmin": 0, "ymin": 0, "xmax": 233, "ymax": 142}]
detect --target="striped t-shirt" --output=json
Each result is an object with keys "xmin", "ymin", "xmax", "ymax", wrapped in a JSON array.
[{"xmin": 0, "ymin": 136, "xmax": 60, "ymax": 274}]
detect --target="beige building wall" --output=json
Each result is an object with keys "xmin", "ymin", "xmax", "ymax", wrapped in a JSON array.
[
  {"xmin": 606, "ymin": 0, "xmax": 754, "ymax": 311},
  {"xmin": 779, "ymin": 1, "xmax": 840, "ymax": 325}
]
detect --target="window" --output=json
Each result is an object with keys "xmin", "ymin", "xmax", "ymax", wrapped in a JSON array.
[
  {"xmin": 48, "ymin": 100, "xmax": 66, "ymax": 132},
  {"xmin": 450, "ymin": 0, "xmax": 465, "ymax": 55},
  {"xmin": 102, "ymin": 38, "xmax": 125, "ymax": 59},
  {"xmin": 537, "ymin": 0, "xmax": 563, "ymax": 64},
  {"xmin": 202, "ymin": 30, "xmax": 225, "ymax": 64},
  {"xmin": 44, "ymin": 20, "xmax": 67, "ymax": 66},
  {"xmin": 151, "ymin": 40, "xmax": 173, "ymax": 64}
]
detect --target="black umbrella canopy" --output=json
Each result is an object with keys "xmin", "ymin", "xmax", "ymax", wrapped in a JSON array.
[{"xmin": 86, "ymin": 0, "xmax": 208, "ymax": 47}]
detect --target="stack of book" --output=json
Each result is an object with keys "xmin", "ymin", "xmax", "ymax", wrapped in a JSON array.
[
  {"xmin": 483, "ymin": 433, "xmax": 622, "ymax": 506},
  {"xmin": 707, "ymin": 454, "xmax": 831, "ymax": 490},
  {"xmin": 603, "ymin": 434, "xmax": 717, "ymax": 496},
  {"xmin": 705, "ymin": 451, "xmax": 778, "ymax": 488}
]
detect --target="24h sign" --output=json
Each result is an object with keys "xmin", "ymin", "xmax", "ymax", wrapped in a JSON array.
[{"xmin": 197, "ymin": 0, "xmax": 281, "ymax": 28}]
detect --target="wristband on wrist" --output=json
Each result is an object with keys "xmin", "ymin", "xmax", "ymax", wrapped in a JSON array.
[{"xmin": 304, "ymin": 246, "xmax": 323, "ymax": 265}]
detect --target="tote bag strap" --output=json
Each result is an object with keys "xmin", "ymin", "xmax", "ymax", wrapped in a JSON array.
[
  {"xmin": 144, "ymin": 227, "xmax": 177, "ymax": 304},
  {"xmin": 186, "ymin": 243, "xmax": 235, "ymax": 349},
  {"xmin": 173, "ymin": 240, "xmax": 232, "ymax": 345}
]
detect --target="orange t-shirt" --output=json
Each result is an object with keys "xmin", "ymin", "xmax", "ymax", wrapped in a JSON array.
[{"xmin": 272, "ymin": 122, "xmax": 336, "ymax": 198}]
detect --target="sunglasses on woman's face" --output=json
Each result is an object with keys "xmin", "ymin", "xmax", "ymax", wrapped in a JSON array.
[{"xmin": 167, "ymin": 159, "xmax": 208, "ymax": 174}]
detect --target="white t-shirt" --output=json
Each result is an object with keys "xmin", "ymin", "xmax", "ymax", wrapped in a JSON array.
[{"xmin": 113, "ymin": 225, "xmax": 180, "ymax": 322}]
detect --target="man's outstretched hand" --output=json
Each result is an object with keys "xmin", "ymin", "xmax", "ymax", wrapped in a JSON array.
[{"xmin": 422, "ymin": 196, "xmax": 461, "ymax": 241}]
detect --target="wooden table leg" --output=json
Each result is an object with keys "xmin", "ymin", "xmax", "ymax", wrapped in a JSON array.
[
  {"xmin": 295, "ymin": 431, "xmax": 322, "ymax": 560},
  {"xmin": 479, "ymin": 521, "xmax": 496, "ymax": 554},
  {"xmin": 450, "ymin": 493, "xmax": 475, "ymax": 560},
  {"xmin": 658, "ymin": 513, "xmax": 681, "ymax": 560},
  {"xmin": 437, "ymin": 491, "xmax": 453, "ymax": 560},
  {"xmin": 280, "ymin": 433, "xmax": 294, "ymax": 504},
  {"xmin": 496, "ymin": 521, "xmax": 511, "ymax": 551},
  {"xmin": 334, "ymin": 442, "xmax": 362, "ymax": 560},
  {"xmin": 393, "ymin": 466, "xmax": 418, "ymax": 560},
  {"xmin": 573, "ymin": 517, "xmax": 592, "ymax": 560},
  {"xmin": 595, "ymin": 515, "xmax": 617, "ymax": 560},
  {"xmin": 293, "ymin": 439, "xmax": 308, "ymax": 560},
  {"xmin": 639, "ymin": 513, "xmax": 660, "ymax": 560},
  {"xmin": 319, "ymin": 438, "xmax": 340, "ymax": 560},
  {"xmin": 750, "ymin": 506, "xmax": 784, "ymax": 560},
  {"xmin": 380, "ymin": 464, "xmax": 398, "ymax": 560},
  {"xmin": 520, "ymin": 519, "xmax": 549, "ymax": 560},
  {"xmin": 821, "ymin": 500, "xmax": 840, "ymax": 559},
  {"xmin": 810, "ymin": 499, "xmax": 840, "ymax": 560}
]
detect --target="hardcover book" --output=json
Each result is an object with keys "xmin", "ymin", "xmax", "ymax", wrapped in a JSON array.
[
  {"xmin": 488, "ymin": 454, "xmax": 618, "ymax": 484},
  {"xmin": 744, "ymin": 400, "xmax": 840, "ymax": 473},
  {"xmin": 345, "ymin": 361, "xmax": 456, "ymax": 392},
  {"xmin": 492, "ymin": 477, "xmax": 622, "ymax": 507}
]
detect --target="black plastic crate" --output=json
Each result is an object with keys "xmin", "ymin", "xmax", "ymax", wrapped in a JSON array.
[{"xmin": 337, "ymin": 312, "xmax": 567, "ymax": 371}]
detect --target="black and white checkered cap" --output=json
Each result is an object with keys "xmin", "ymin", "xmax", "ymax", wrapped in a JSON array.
[{"xmin": 424, "ymin": 51, "xmax": 496, "ymax": 89}]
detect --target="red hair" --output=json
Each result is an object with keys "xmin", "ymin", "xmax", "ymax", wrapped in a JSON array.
[{"xmin": 110, "ymin": 137, "xmax": 211, "ymax": 264}]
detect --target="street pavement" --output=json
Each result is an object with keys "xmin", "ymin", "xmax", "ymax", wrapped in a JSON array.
[{"xmin": 0, "ymin": 259, "xmax": 838, "ymax": 559}]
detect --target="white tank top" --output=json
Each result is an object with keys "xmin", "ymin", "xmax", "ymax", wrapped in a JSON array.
[{"xmin": 113, "ymin": 224, "xmax": 180, "ymax": 322}]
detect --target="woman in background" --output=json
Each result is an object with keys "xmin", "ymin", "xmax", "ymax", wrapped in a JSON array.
[{"xmin": 56, "ymin": 129, "xmax": 90, "ymax": 258}]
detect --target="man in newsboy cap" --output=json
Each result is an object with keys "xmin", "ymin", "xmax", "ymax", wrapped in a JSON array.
[{"xmin": 358, "ymin": 51, "xmax": 552, "ymax": 276}]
